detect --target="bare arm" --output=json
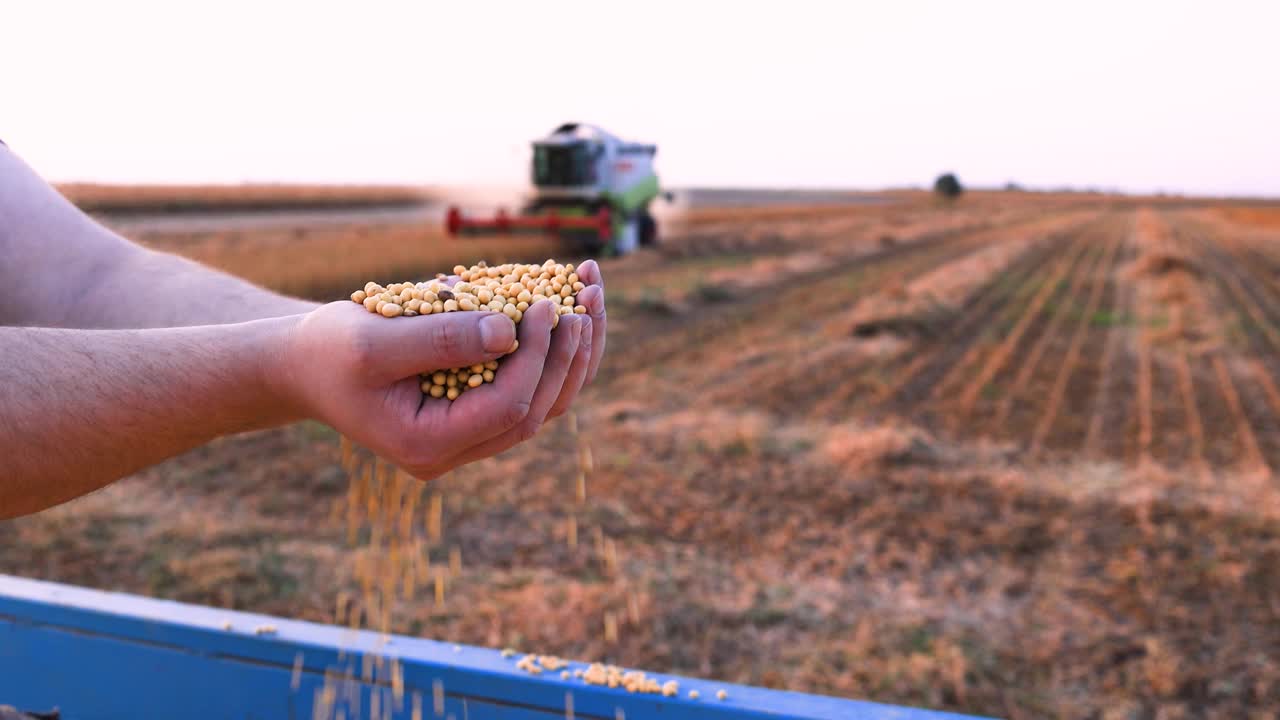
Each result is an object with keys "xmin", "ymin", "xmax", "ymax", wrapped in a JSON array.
[
  {"xmin": 0, "ymin": 145, "xmax": 317, "ymax": 329},
  {"xmin": 0, "ymin": 296, "xmax": 606, "ymax": 519},
  {"xmin": 0, "ymin": 143, "xmax": 609, "ymax": 519},
  {"xmin": 0, "ymin": 318, "xmax": 299, "ymax": 517}
]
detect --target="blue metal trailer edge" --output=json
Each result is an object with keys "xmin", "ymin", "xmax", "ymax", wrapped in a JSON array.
[{"xmin": 0, "ymin": 574, "xmax": 994, "ymax": 720}]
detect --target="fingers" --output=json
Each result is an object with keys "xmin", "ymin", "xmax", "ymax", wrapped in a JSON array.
[
  {"xmin": 520, "ymin": 314, "xmax": 583, "ymax": 427},
  {"xmin": 577, "ymin": 259, "xmax": 605, "ymax": 289},
  {"xmin": 364, "ymin": 260, "xmax": 601, "ymax": 476},
  {"xmin": 548, "ymin": 316, "xmax": 592, "ymax": 418},
  {"xmin": 363, "ymin": 311, "xmax": 516, "ymax": 383},
  {"xmin": 575, "ymin": 260, "xmax": 607, "ymax": 383},
  {"xmin": 577, "ymin": 285, "xmax": 607, "ymax": 383},
  {"xmin": 417, "ymin": 300, "xmax": 556, "ymax": 447},
  {"xmin": 439, "ymin": 314, "xmax": 582, "ymax": 468}
]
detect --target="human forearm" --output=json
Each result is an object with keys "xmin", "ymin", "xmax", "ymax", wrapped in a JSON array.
[
  {"xmin": 0, "ymin": 319, "xmax": 300, "ymax": 518},
  {"xmin": 0, "ymin": 262, "xmax": 608, "ymax": 519},
  {"xmin": 0, "ymin": 145, "xmax": 317, "ymax": 328},
  {"xmin": 84, "ymin": 244, "xmax": 320, "ymax": 327}
]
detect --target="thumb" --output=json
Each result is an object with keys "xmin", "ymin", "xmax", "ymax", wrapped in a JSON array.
[{"xmin": 363, "ymin": 311, "xmax": 516, "ymax": 381}]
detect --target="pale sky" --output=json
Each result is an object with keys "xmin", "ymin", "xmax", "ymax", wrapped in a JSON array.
[{"xmin": 4, "ymin": 1, "xmax": 1278, "ymax": 196}]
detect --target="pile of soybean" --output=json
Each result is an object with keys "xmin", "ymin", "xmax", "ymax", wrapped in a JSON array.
[{"xmin": 351, "ymin": 260, "xmax": 587, "ymax": 400}]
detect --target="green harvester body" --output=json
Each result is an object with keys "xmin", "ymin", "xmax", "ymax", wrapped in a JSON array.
[{"xmin": 445, "ymin": 123, "xmax": 664, "ymax": 255}]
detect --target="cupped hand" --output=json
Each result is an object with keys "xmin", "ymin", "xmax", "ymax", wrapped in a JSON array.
[{"xmin": 275, "ymin": 260, "xmax": 605, "ymax": 479}]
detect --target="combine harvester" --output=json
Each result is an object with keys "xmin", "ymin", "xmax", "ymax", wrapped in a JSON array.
[
  {"xmin": 446, "ymin": 124, "xmax": 667, "ymax": 256},
  {"xmin": 0, "ymin": 574, "xmax": 989, "ymax": 719}
]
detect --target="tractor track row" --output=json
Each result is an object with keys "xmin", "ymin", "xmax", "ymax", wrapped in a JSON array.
[
  {"xmin": 1181, "ymin": 219, "xmax": 1280, "ymax": 476},
  {"xmin": 1083, "ymin": 234, "xmax": 1137, "ymax": 461},
  {"xmin": 601, "ymin": 214, "xmax": 1034, "ymax": 383},
  {"xmin": 988, "ymin": 237, "xmax": 1109, "ymax": 442},
  {"xmin": 860, "ymin": 211, "xmax": 1210, "ymax": 467},
  {"xmin": 705, "ymin": 212, "xmax": 1101, "ymax": 416},
  {"xmin": 819, "ymin": 222, "xmax": 1092, "ymax": 421},
  {"xmin": 602, "ymin": 204, "xmax": 1280, "ymax": 476},
  {"xmin": 830, "ymin": 208, "xmax": 1280, "ymax": 474},
  {"xmin": 758, "ymin": 254, "xmax": 1002, "ymax": 411},
  {"xmin": 1025, "ymin": 216, "xmax": 1126, "ymax": 458},
  {"xmin": 874, "ymin": 214, "xmax": 1120, "ymax": 434}
]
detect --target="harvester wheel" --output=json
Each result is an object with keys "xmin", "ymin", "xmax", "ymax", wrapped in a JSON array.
[
  {"xmin": 639, "ymin": 211, "xmax": 658, "ymax": 247},
  {"xmin": 579, "ymin": 234, "xmax": 605, "ymax": 256}
]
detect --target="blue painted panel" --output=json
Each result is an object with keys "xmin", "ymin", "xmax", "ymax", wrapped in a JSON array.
[{"xmin": 0, "ymin": 574, "xmax": 994, "ymax": 720}]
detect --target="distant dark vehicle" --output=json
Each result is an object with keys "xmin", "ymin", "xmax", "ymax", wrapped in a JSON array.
[
  {"xmin": 934, "ymin": 173, "xmax": 964, "ymax": 199},
  {"xmin": 1005, "ymin": 181, "xmax": 1024, "ymax": 192}
]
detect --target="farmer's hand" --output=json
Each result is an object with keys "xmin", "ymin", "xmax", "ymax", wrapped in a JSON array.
[
  {"xmin": 574, "ymin": 259, "xmax": 608, "ymax": 385},
  {"xmin": 278, "ymin": 260, "xmax": 606, "ymax": 478}
]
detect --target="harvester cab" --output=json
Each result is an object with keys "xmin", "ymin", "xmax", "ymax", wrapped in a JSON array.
[{"xmin": 446, "ymin": 123, "xmax": 663, "ymax": 256}]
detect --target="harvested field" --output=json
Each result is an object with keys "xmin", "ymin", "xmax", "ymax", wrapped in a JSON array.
[
  {"xmin": 4, "ymin": 191, "xmax": 1280, "ymax": 719},
  {"xmin": 58, "ymin": 183, "xmax": 436, "ymax": 214}
]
